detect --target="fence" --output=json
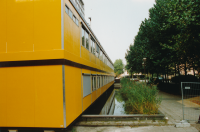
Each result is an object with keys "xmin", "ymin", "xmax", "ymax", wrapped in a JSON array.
[{"xmin": 181, "ymin": 82, "xmax": 200, "ymax": 122}]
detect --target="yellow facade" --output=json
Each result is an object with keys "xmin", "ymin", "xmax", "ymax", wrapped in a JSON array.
[
  {"xmin": 65, "ymin": 66, "xmax": 82, "ymax": 127},
  {"xmin": 0, "ymin": 66, "xmax": 64, "ymax": 128},
  {"xmin": 0, "ymin": 0, "xmax": 114, "ymax": 129}
]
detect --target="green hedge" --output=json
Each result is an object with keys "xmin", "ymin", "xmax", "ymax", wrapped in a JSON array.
[{"xmin": 119, "ymin": 78, "xmax": 162, "ymax": 114}]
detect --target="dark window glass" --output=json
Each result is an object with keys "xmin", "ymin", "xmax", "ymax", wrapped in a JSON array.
[{"xmin": 82, "ymin": 27, "xmax": 85, "ymax": 46}]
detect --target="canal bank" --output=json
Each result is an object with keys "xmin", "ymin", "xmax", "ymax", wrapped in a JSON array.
[
  {"xmin": 78, "ymin": 86, "xmax": 166, "ymax": 127},
  {"xmin": 70, "ymin": 90, "xmax": 200, "ymax": 132}
]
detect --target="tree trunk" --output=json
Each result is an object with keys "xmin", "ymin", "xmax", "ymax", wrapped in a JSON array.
[
  {"xmin": 185, "ymin": 63, "xmax": 187, "ymax": 76},
  {"xmin": 192, "ymin": 62, "xmax": 195, "ymax": 76},
  {"xmin": 175, "ymin": 64, "xmax": 176, "ymax": 77},
  {"xmin": 167, "ymin": 65, "xmax": 169, "ymax": 83},
  {"xmin": 165, "ymin": 73, "xmax": 166, "ymax": 83}
]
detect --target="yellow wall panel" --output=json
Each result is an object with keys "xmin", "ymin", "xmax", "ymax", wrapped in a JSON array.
[
  {"xmin": 64, "ymin": 13, "xmax": 73, "ymax": 53},
  {"xmin": 0, "ymin": 0, "xmax": 6, "ymax": 53},
  {"xmin": 73, "ymin": 24, "xmax": 80, "ymax": 56},
  {"xmin": 82, "ymin": 69, "xmax": 90, "ymax": 74},
  {"xmin": 97, "ymin": 89, "xmax": 101, "ymax": 98},
  {"xmin": 83, "ymin": 94, "xmax": 91, "ymax": 112},
  {"xmin": 64, "ymin": 0, "xmax": 80, "ymax": 60},
  {"xmin": 65, "ymin": 66, "xmax": 82, "ymax": 126},
  {"xmin": 91, "ymin": 71, "xmax": 96, "ymax": 74},
  {"xmin": 0, "ymin": 68, "xmax": 7, "ymax": 127},
  {"xmin": 90, "ymin": 53, "xmax": 96, "ymax": 64},
  {"xmin": 0, "ymin": 50, "xmax": 64, "ymax": 62},
  {"xmin": 34, "ymin": 0, "xmax": 61, "ymax": 51},
  {"xmin": 34, "ymin": 66, "xmax": 63, "ymax": 128},
  {"xmin": 6, "ymin": 67, "xmax": 35, "ymax": 127},
  {"xmin": 7, "ymin": 0, "xmax": 34, "ymax": 52},
  {"xmin": 81, "ymin": 47, "xmax": 90, "ymax": 64},
  {"xmin": 91, "ymin": 91, "xmax": 97, "ymax": 103}
]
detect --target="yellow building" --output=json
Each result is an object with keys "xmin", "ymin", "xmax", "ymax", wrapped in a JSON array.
[{"xmin": 0, "ymin": 0, "xmax": 114, "ymax": 130}]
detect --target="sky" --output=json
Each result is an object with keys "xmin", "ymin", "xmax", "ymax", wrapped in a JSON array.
[{"xmin": 83, "ymin": 0, "xmax": 156, "ymax": 65}]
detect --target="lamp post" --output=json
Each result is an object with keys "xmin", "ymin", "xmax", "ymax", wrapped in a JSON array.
[{"xmin": 142, "ymin": 58, "xmax": 147, "ymax": 82}]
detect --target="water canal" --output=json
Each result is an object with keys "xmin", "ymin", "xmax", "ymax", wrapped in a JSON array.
[{"xmin": 82, "ymin": 86, "xmax": 127, "ymax": 115}]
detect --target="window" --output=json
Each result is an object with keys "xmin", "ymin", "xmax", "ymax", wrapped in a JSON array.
[
  {"xmin": 90, "ymin": 38, "xmax": 93, "ymax": 53},
  {"xmin": 96, "ymin": 44, "xmax": 100, "ymax": 58},
  {"xmin": 101, "ymin": 76, "xmax": 103, "ymax": 87},
  {"xmin": 76, "ymin": 18, "xmax": 79, "ymax": 26},
  {"xmin": 100, "ymin": 50, "xmax": 103, "ymax": 61},
  {"xmin": 85, "ymin": 31, "xmax": 89, "ymax": 50},
  {"xmin": 73, "ymin": 15, "xmax": 76, "ymax": 23},
  {"xmin": 82, "ymin": 27, "xmax": 85, "ymax": 46},
  {"xmin": 83, "ymin": 75, "xmax": 91, "ymax": 97},
  {"xmin": 65, "ymin": 5, "xmax": 69, "ymax": 14},
  {"xmin": 82, "ymin": 26, "xmax": 89, "ymax": 50},
  {"xmin": 92, "ymin": 76, "xmax": 96, "ymax": 91},
  {"xmin": 97, "ymin": 76, "xmax": 100, "ymax": 89},
  {"xmin": 69, "ymin": 9, "xmax": 73, "ymax": 19},
  {"xmin": 93, "ymin": 41, "xmax": 96, "ymax": 55}
]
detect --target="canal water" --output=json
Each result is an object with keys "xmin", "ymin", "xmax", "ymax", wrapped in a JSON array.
[{"xmin": 83, "ymin": 86, "xmax": 127, "ymax": 115}]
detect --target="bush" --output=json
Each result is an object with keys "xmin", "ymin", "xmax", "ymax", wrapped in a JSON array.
[
  {"xmin": 119, "ymin": 78, "xmax": 161, "ymax": 114},
  {"xmin": 171, "ymin": 75, "xmax": 198, "ymax": 83}
]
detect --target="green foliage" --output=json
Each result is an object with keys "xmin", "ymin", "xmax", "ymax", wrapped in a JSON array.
[
  {"xmin": 125, "ymin": 0, "xmax": 200, "ymax": 76},
  {"xmin": 114, "ymin": 59, "xmax": 124, "ymax": 76},
  {"xmin": 118, "ymin": 78, "xmax": 162, "ymax": 114}
]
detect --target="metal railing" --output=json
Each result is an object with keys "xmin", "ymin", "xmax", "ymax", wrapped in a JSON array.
[{"xmin": 181, "ymin": 82, "xmax": 200, "ymax": 122}]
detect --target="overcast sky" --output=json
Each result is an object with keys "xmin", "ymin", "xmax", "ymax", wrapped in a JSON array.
[{"xmin": 83, "ymin": 0, "xmax": 156, "ymax": 65}]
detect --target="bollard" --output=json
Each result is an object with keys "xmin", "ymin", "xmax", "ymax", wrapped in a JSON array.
[{"xmin": 198, "ymin": 115, "xmax": 200, "ymax": 124}]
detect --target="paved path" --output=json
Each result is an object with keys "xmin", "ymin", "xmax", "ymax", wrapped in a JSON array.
[
  {"xmin": 73, "ymin": 91, "xmax": 199, "ymax": 132},
  {"xmin": 158, "ymin": 91, "xmax": 200, "ymax": 124},
  {"xmin": 75, "ymin": 126, "xmax": 198, "ymax": 132}
]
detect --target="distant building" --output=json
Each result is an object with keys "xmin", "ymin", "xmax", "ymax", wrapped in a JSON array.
[{"xmin": 72, "ymin": 0, "xmax": 85, "ymax": 17}]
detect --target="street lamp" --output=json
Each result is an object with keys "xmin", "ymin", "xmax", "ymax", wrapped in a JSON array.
[{"xmin": 142, "ymin": 58, "xmax": 147, "ymax": 82}]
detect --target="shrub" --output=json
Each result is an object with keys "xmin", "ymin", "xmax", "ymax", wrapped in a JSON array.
[{"xmin": 119, "ymin": 78, "xmax": 161, "ymax": 114}]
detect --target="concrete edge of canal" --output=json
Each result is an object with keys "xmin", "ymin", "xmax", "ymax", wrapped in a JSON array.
[{"xmin": 77, "ymin": 83, "xmax": 169, "ymax": 127}]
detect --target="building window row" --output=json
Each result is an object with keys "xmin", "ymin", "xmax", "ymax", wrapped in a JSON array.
[
  {"xmin": 91, "ymin": 75, "xmax": 114, "ymax": 92},
  {"xmin": 81, "ymin": 25, "xmax": 114, "ymax": 70},
  {"xmin": 65, "ymin": 4, "xmax": 79, "ymax": 27},
  {"xmin": 82, "ymin": 74, "xmax": 114, "ymax": 97}
]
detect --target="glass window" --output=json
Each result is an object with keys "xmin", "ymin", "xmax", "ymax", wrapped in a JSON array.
[
  {"xmin": 65, "ymin": 5, "xmax": 69, "ymax": 14},
  {"xmin": 85, "ymin": 32, "xmax": 89, "ymax": 50},
  {"xmin": 83, "ymin": 75, "xmax": 91, "ymax": 97},
  {"xmin": 69, "ymin": 9, "xmax": 73, "ymax": 19},
  {"xmin": 90, "ymin": 38, "xmax": 93, "ymax": 53},
  {"xmin": 98, "ymin": 77, "xmax": 100, "ymax": 88},
  {"xmin": 93, "ymin": 76, "xmax": 96, "ymax": 91},
  {"xmin": 101, "ymin": 76, "xmax": 103, "ymax": 87},
  {"xmin": 96, "ymin": 44, "xmax": 100, "ymax": 58},
  {"xmin": 93, "ymin": 41, "xmax": 96, "ymax": 55},
  {"xmin": 76, "ymin": 18, "xmax": 79, "ymax": 26},
  {"xmin": 73, "ymin": 15, "xmax": 76, "ymax": 22},
  {"xmin": 82, "ymin": 27, "xmax": 85, "ymax": 46},
  {"xmin": 100, "ymin": 50, "xmax": 103, "ymax": 61}
]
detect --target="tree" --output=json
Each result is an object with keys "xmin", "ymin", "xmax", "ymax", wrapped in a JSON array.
[
  {"xmin": 114, "ymin": 59, "xmax": 124, "ymax": 77},
  {"xmin": 126, "ymin": 0, "xmax": 200, "ymax": 78}
]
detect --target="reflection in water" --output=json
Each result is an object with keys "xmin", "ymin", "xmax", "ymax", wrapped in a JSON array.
[
  {"xmin": 100, "ymin": 90, "xmax": 115, "ymax": 115},
  {"xmin": 113, "ymin": 91, "xmax": 126, "ymax": 115},
  {"xmin": 83, "ymin": 88, "xmax": 127, "ymax": 115},
  {"xmin": 100, "ymin": 89, "xmax": 127, "ymax": 115}
]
